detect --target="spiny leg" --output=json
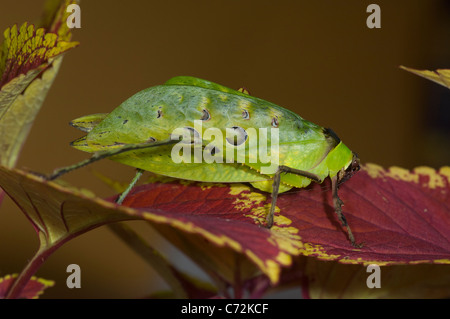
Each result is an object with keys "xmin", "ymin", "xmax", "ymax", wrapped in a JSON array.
[
  {"xmin": 115, "ymin": 169, "xmax": 144, "ymax": 204},
  {"xmin": 266, "ymin": 165, "xmax": 321, "ymax": 228},
  {"xmin": 331, "ymin": 175, "xmax": 363, "ymax": 248}
]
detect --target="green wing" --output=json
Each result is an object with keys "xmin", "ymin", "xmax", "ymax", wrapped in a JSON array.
[{"xmin": 165, "ymin": 76, "xmax": 251, "ymax": 99}]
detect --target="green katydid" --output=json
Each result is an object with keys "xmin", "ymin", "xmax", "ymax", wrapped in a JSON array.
[{"xmin": 47, "ymin": 76, "xmax": 362, "ymax": 247}]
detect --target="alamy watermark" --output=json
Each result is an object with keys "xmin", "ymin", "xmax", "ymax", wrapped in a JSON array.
[
  {"xmin": 366, "ymin": 264, "xmax": 381, "ymax": 288},
  {"xmin": 366, "ymin": 4, "xmax": 381, "ymax": 29},
  {"xmin": 66, "ymin": 264, "xmax": 81, "ymax": 289},
  {"xmin": 66, "ymin": 4, "xmax": 81, "ymax": 29}
]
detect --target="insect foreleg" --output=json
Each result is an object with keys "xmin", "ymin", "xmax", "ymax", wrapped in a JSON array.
[
  {"xmin": 46, "ymin": 139, "xmax": 178, "ymax": 181},
  {"xmin": 266, "ymin": 165, "xmax": 321, "ymax": 228}
]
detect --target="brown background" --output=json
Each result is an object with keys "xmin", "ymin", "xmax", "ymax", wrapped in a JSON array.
[{"xmin": 0, "ymin": 0, "xmax": 449, "ymax": 298}]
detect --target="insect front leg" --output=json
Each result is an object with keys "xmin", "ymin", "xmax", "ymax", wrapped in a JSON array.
[{"xmin": 266, "ymin": 166, "xmax": 321, "ymax": 228}]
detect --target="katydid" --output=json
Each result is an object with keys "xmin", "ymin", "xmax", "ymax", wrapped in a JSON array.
[{"xmin": 48, "ymin": 76, "xmax": 361, "ymax": 247}]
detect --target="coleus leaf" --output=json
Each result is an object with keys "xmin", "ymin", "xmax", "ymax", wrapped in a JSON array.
[
  {"xmin": 0, "ymin": 166, "xmax": 137, "ymax": 249},
  {"xmin": 0, "ymin": 22, "xmax": 78, "ymax": 94},
  {"xmin": 0, "ymin": 166, "xmax": 207, "ymax": 299},
  {"xmin": 0, "ymin": 162, "xmax": 448, "ymax": 297},
  {"xmin": 0, "ymin": 0, "xmax": 79, "ymax": 169},
  {"xmin": 400, "ymin": 66, "xmax": 450, "ymax": 89},
  {"xmin": 0, "ymin": 274, "xmax": 54, "ymax": 299},
  {"xmin": 0, "ymin": 0, "xmax": 79, "ymax": 209},
  {"xmin": 115, "ymin": 164, "xmax": 450, "ymax": 285},
  {"xmin": 0, "ymin": 165, "xmax": 139, "ymax": 298}
]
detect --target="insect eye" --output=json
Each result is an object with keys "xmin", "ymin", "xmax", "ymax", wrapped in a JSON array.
[
  {"xmin": 181, "ymin": 127, "xmax": 200, "ymax": 144},
  {"xmin": 350, "ymin": 152, "xmax": 360, "ymax": 171},
  {"xmin": 353, "ymin": 160, "xmax": 360, "ymax": 172},
  {"xmin": 226, "ymin": 126, "xmax": 248, "ymax": 146}
]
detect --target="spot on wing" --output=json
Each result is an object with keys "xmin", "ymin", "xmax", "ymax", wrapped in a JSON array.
[
  {"xmin": 226, "ymin": 126, "xmax": 248, "ymax": 146},
  {"xmin": 201, "ymin": 109, "xmax": 211, "ymax": 121}
]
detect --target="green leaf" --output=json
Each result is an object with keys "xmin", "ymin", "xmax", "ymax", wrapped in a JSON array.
[{"xmin": 0, "ymin": 57, "xmax": 62, "ymax": 168}]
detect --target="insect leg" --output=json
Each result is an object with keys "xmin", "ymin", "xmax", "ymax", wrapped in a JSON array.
[
  {"xmin": 266, "ymin": 165, "xmax": 321, "ymax": 228},
  {"xmin": 331, "ymin": 174, "xmax": 363, "ymax": 248},
  {"xmin": 115, "ymin": 169, "xmax": 144, "ymax": 204},
  {"xmin": 266, "ymin": 169, "xmax": 282, "ymax": 228},
  {"xmin": 46, "ymin": 139, "xmax": 178, "ymax": 181}
]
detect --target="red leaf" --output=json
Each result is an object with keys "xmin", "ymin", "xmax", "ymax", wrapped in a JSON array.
[
  {"xmin": 118, "ymin": 164, "xmax": 450, "ymax": 284},
  {"xmin": 119, "ymin": 181, "xmax": 296, "ymax": 284},
  {"xmin": 0, "ymin": 23, "xmax": 78, "ymax": 90},
  {"xmin": 0, "ymin": 274, "xmax": 54, "ymax": 299}
]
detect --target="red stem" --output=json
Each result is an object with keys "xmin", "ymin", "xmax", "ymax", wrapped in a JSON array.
[{"xmin": 5, "ymin": 243, "xmax": 56, "ymax": 299}]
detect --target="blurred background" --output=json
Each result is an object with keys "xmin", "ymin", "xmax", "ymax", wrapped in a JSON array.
[{"xmin": 0, "ymin": 0, "xmax": 449, "ymax": 298}]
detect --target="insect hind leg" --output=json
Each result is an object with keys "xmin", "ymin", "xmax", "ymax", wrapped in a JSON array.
[
  {"xmin": 331, "ymin": 175, "xmax": 363, "ymax": 248},
  {"xmin": 266, "ymin": 165, "xmax": 321, "ymax": 228}
]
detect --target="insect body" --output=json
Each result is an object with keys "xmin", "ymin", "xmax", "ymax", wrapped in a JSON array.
[{"xmin": 51, "ymin": 76, "xmax": 361, "ymax": 247}]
